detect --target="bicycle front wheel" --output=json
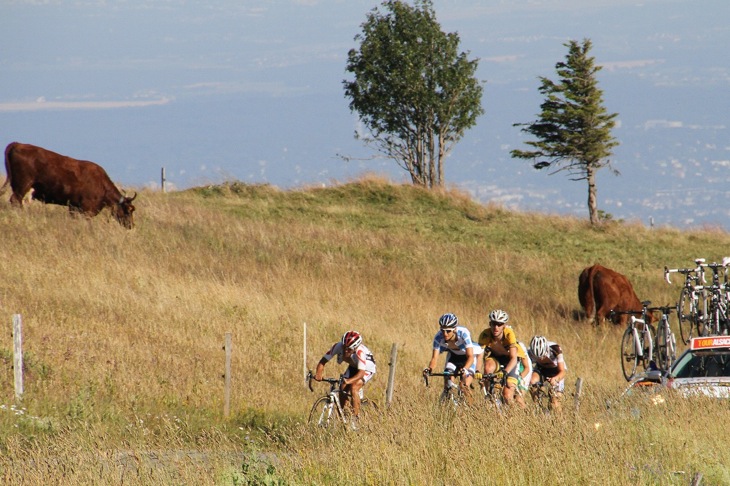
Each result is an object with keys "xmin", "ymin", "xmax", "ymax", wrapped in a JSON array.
[
  {"xmin": 678, "ymin": 287, "xmax": 694, "ymax": 344},
  {"xmin": 640, "ymin": 324, "xmax": 656, "ymax": 371},
  {"xmin": 308, "ymin": 396, "xmax": 341, "ymax": 428},
  {"xmin": 655, "ymin": 323, "xmax": 670, "ymax": 371},
  {"xmin": 621, "ymin": 327, "xmax": 638, "ymax": 381}
]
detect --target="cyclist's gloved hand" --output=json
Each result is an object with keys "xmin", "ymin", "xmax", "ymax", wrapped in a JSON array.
[{"xmin": 423, "ymin": 367, "xmax": 432, "ymax": 376}]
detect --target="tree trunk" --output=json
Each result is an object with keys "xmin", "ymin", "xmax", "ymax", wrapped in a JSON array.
[{"xmin": 587, "ymin": 167, "xmax": 598, "ymax": 225}]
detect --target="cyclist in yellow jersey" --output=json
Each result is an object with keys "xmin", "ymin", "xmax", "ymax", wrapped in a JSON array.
[{"xmin": 478, "ymin": 309, "xmax": 526, "ymax": 406}]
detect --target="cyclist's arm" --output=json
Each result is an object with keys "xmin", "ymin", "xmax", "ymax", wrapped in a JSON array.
[
  {"xmin": 504, "ymin": 345, "xmax": 518, "ymax": 375},
  {"xmin": 344, "ymin": 368, "xmax": 366, "ymax": 386},
  {"xmin": 426, "ymin": 348, "xmax": 440, "ymax": 373},
  {"xmin": 314, "ymin": 358, "xmax": 327, "ymax": 381},
  {"xmin": 462, "ymin": 346, "xmax": 474, "ymax": 375},
  {"xmin": 548, "ymin": 360, "xmax": 566, "ymax": 385}
]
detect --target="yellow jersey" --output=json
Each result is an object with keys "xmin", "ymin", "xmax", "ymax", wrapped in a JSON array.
[{"xmin": 478, "ymin": 325, "xmax": 527, "ymax": 360}]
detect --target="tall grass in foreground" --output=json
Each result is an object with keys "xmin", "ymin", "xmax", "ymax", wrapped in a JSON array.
[{"xmin": 0, "ymin": 177, "xmax": 728, "ymax": 484}]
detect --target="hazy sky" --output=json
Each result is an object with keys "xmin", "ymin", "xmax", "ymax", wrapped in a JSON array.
[{"xmin": 1, "ymin": 0, "xmax": 729, "ymax": 229}]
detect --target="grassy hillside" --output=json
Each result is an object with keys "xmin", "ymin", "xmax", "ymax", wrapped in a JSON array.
[{"xmin": 0, "ymin": 176, "xmax": 728, "ymax": 484}]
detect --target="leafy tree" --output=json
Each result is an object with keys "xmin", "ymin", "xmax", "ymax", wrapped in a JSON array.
[
  {"xmin": 511, "ymin": 38, "xmax": 618, "ymax": 226},
  {"xmin": 343, "ymin": 0, "xmax": 483, "ymax": 188}
]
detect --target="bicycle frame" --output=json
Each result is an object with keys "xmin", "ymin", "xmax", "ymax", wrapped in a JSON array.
[
  {"xmin": 649, "ymin": 305, "xmax": 677, "ymax": 371},
  {"xmin": 307, "ymin": 371, "xmax": 348, "ymax": 428},
  {"xmin": 424, "ymin": 370, "xmax": 466, "ymax": 407},
  {"xmin": 479, "ymin": 368, "xmax": 506, "ymax": 411},
  {"xmin": 612, "ymin": 302, "xmax": 655, "ymax": 381},
  {"xmin": 529, "ymin": 378, "xmax": 555, "ymax": 413},
  {"xmin": 666, "ymin": 259, "xmax": 707, "ymax": 343},
  {"xmin": 700, "ymin": 261, "xmax": 730, "ymax": 336}
]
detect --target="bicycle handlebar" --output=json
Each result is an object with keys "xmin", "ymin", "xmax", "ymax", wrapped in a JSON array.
[
  {"xmin": 423, "ymin": 370, "xmax": 459, "ymax": 388},
  {"xmin": 307, "ymin": 370, "xmax": 344, "ymax": 392},
  {"xmin": 647, "ymin": 305, "xmax": 675, "ymax": 315},
  {"xmin": 664, "ymin": 261, "xmax": 707, "ymax": 284},
  {"xmin": 608, "ymin": 309, "xmax": 644, "ymax": 317}
]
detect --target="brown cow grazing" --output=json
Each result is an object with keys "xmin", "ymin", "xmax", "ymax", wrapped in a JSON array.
[
  {"xmin": 578, "ymin": 264, "xmax": 650, "ymax": 326},
  {"xmin": 1, "ymin": 142, "xmax": 136, "ymax": 228}
]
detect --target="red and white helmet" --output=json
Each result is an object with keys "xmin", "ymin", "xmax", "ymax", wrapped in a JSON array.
[{"xmin": 342, "ymin": 330, "xmax": 363, "ymax": 350}]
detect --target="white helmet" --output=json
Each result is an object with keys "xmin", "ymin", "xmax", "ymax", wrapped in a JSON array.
[
  {"xmin": 488, "ymin": 309, "xmax": 509, "ymax": 324},
  {"xmin": 530, "ymin": 335, "xmax": 549, "ymax": 358},
  {"xmin": 439, "ymin": 313, "xmax": 459, "ymax": 329}
]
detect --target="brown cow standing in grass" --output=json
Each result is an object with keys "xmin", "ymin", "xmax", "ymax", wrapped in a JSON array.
[
  {"xmin": 0, "ymin": 142, "xmax": 136, "ymax": 228},
  {"xmin": 578, "ymin": 264, "xmax": 650, "ymax": 326}
]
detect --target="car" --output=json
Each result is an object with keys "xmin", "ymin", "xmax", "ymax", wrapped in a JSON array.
[{"xmin": 623, "ymin": 336, "xmax": 730, "ymax": 398}]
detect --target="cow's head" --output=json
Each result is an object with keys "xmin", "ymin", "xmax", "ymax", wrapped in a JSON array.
[{"xmin": 114, "ymin": 192, "xmax": 137, "ymax": 229}]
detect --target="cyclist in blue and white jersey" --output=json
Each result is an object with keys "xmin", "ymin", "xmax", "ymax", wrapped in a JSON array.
[
  {"xmin": 315, "ymin": 330, "xmax": 376, "ymax": 424},
  {"xmin": 423, "ymin": 313, "xmax": 479, "ymax": 398}
]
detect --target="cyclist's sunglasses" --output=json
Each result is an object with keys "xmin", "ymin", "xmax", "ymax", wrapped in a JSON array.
[
  {"xmin": 441, "ymin": 328, "xmax": 455, "ymax": 333},
  {"xmin": 489, "ymin": 321, "xmax": 505, "ymax": 327}
]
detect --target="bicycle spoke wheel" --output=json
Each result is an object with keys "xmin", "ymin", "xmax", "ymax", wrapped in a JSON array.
[
  {"xmin": 621, "ymin": 327, "xmax": 638, "ymax": 381},
  {"xmin": 667, "ymin": 330, "xmax": 677, "ymax": 367},
  {"xmin": 309, "ymin": 396, "xmax": 339, "ymax": 428},
  {"xmin": 677, "ymin": 287, "xmax": 693, "ymax": 344},
  {"xmin": 655, "ymin": 324, "xmax": 669, "ymax": 371},
  {"xmin": 533, "ymin": 383, "xmax": 552, "ymax": 414}
]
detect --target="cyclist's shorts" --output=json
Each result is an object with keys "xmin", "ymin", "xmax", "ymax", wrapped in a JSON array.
[
  {"xmin": 445, "ymin": 352, "xmax": 477, "ymax": 375},
  {"xmin": 485, "ymin": 357, "xmax": 519, "ymax": 387},
  {"xmin": 344, "ymin": 366, "xmax": 375, "ymax": 385},
  {"xmin": 534, "ymin": 366, "xmax": 565, "ymax": 393}
]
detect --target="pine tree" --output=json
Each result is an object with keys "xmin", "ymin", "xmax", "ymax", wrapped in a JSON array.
[{"xmin": 511, "ymin": 38, "xmax": 618, "ymax": 225}]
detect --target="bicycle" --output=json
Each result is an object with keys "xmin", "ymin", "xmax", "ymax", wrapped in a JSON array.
[
  {"xmin": 665, "ymin": 258, "xmax": 706, "ymax": 344},
  {"xmin": 306, "ymin": 370, "xmax": 378, "ymax": 429},
  {"xmin": 699, "ymin": 260, "xmax": 730, "ymax": 336},
  {"xmin": 529, "ymin": 378, "xmax": 555, "ymax": 414},
  {"xmin": 423, "ymin": 369, "xmax": 469, "ymax": 408},
  {"xmin": 611, "ymin": 301, "xmax": 656, "ymax": 381},
  {"xmin": 478, "ymin": 367, "xmax": 506, "ymax": 412},
  {"xmin": 649, "ymin": 305, "xmax": 677, "ymax": 371}
]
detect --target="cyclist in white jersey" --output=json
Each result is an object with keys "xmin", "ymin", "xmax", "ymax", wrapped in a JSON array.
[
  {"xmin": 423, "ymin": 313, "xmax": 480, "ymax": 400},
  {"xmin": 315, "ymin": 330, "xmax": 376, "ymax": 424},
  {"xmin": 528, "ymin": 335, "xmax": 567, "ymax": 411}
]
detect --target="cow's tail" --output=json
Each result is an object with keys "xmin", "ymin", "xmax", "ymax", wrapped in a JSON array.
[{"xmin": 0, "ymin": 142, "xmax": 16, "ymax": 197}]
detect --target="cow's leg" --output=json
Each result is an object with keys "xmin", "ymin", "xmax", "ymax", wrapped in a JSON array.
[{"xmin": 9, "ymin": 191, "xmax": 25, "ymax": 207}]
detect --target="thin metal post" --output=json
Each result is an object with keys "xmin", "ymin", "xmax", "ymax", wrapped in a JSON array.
[
  {"xmin": 386, "ymin": 343, "xmax": 397, "ymax": 406},
  {"xmin": 303, "ymin": 322, "xmax": 308, "ymax": 387},
  {"xmin": 224, "ymin": 333, "xmax": 232, "ymax": 418},
  {"xmin": 161, "ymin": 167, "xmax": 167, "ymax": 193},
  {"xmin": 13, "ymin": 314, "xmax": 23, "ymax": 401}
]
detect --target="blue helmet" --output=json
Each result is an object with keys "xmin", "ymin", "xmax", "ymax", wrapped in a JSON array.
[{"xmin": 439, "ymin": 313, "xmax": 459, "ymax": 329}]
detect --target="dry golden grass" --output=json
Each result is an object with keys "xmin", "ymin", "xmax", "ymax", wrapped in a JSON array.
[{"xmin": 0, "ymin": 178, "xmax": 728, "ymax": 484}]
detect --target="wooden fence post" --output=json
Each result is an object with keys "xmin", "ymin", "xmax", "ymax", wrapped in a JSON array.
[
  {"xmin": 161, "ymin": 167, "xmax": 167, "ymax": 193},
  {"xmin": 386, "ymin": 343, "xmax": 397, "ymax": 406},
  {"xmin": 223, "ymin": 333, "xmax": 232, "ymax": 418},
  {"xmin": 574, "ymin": 377, "xmax": 584, "ymax": 411},
  {"xmin": 13, "ymin": 314, "xmax": 23, "ymax": 401}
]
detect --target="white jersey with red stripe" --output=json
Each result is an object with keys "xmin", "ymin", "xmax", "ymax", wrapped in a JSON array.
[
  {"xmin": 323, "ymin": 342, "xmax": 377, "ymax": 374},
  {"xmin": 528, "ymin": 341, "xmax": 566, "ymax": 371}
]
